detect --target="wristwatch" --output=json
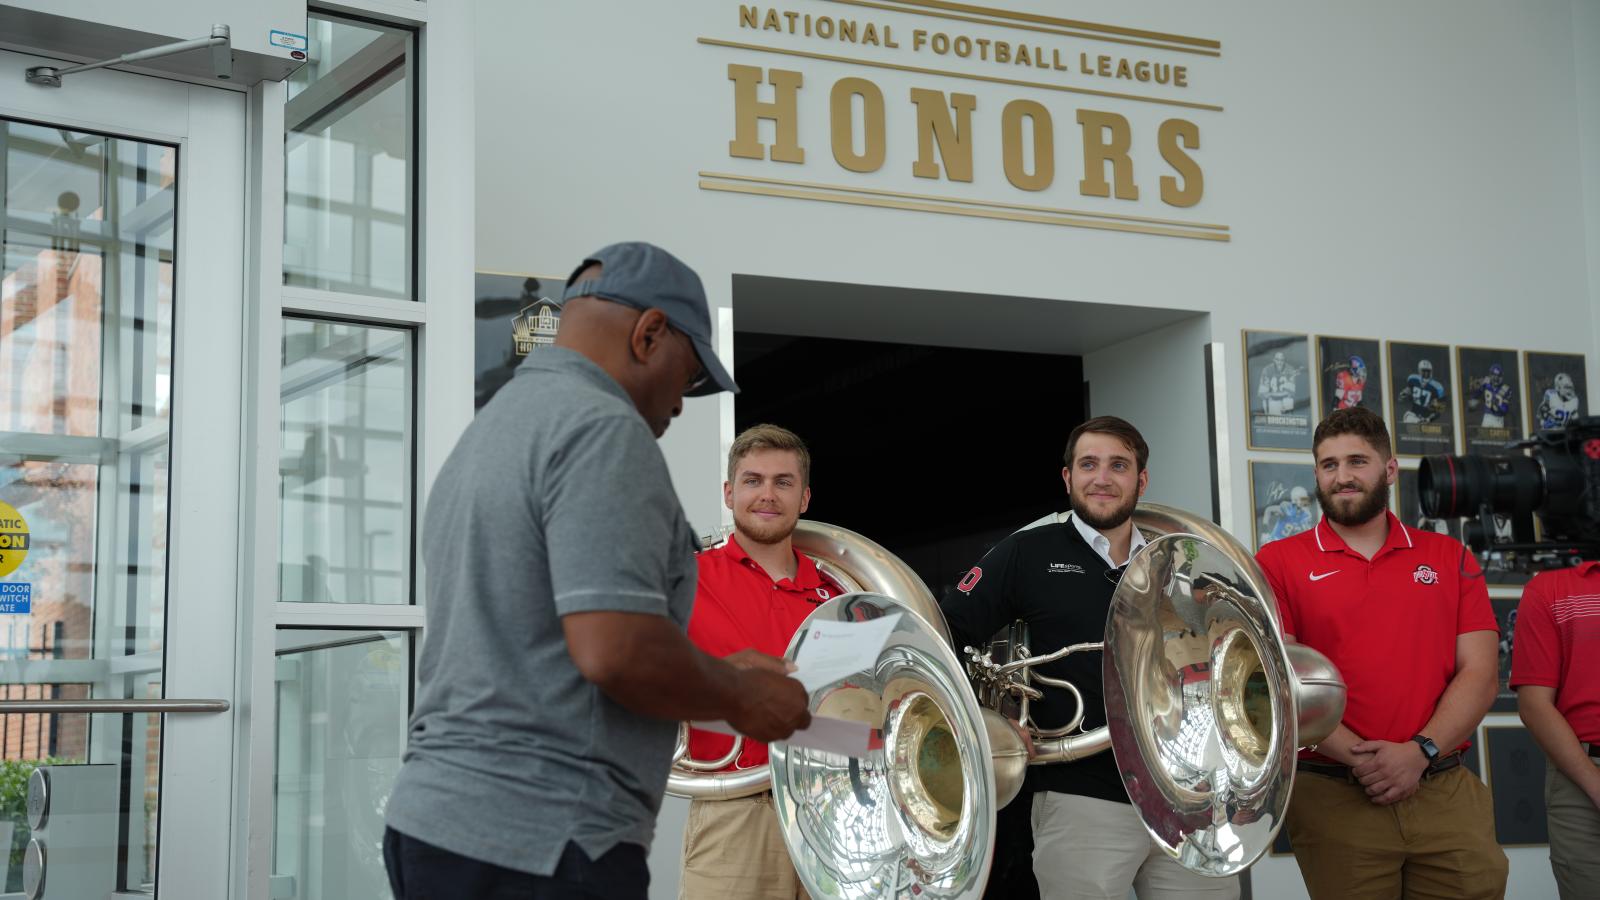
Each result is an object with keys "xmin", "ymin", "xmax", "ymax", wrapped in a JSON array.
[{"xmin": 1411, "ymin": 734, "xmax": 1440, "ymax": 763}]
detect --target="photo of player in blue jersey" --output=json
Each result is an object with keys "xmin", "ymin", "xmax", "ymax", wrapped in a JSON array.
[
  {"xmin": 1524, "ymin": 350, "xmax": 1587, "ymax": 435},
  {"xmin": 1387, "ymin": 341, "xmax": 1456, "ymax": 455},
  {"xmin": 1458, "ymin": 347, "xmax": 1521, "ymax": 454},
  {"xmin": 1249, "ymin": 461, "xmax": 1320, "ymax": 551}
]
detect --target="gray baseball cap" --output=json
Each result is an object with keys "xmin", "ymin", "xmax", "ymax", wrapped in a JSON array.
[{"xmin": 562, "ymin": 242, "xmax": 738, "ymax": 396}]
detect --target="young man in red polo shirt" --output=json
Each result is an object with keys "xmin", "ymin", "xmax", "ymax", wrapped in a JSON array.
[
  {"xmin": 1511, "ymin": 561, "xmax": 1600, "ymax": 898},
  {"xmin": 1255, "ymin": 407, "xmax": 1507, "ymax": 899},
  {"xmin": 679, "ymin": 424, "xmax": 844, "ymax": 900}
]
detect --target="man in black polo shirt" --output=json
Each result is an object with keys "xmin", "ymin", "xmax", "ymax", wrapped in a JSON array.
[{"xmin": 941, "ymin": 416, "xmax": 1238, "ymax": 900}]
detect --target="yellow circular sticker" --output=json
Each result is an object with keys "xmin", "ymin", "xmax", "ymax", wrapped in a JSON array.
[{"xmin": 0, "ymin": 501, "xmax": 30, "ymax": 579}]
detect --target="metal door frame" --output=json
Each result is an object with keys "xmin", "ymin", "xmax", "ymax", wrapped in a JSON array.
[{"xmin": 0, "ymin": 47, "xmax": 246, "ymax": 899}]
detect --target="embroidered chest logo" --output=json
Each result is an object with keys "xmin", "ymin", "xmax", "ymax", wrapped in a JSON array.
[
  {"xmin": 815, "ymin": 587, "xmax": 831, "ymax": 601},
  {"xmin": 957, "ymin": 566, "xmax": 983, "ymax": 593},
  {"xmin": 1413, "ymin": 565, "xmax": 1439, "ymax": 585},
  {"xmin": 1048, "ymin": 563, "xmax": 1086, "ymax": 575}
]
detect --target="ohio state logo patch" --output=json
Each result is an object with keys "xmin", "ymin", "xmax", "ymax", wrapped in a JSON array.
[
  {"xmin": 957, "ymin": 566, "xmax": 983, "ymax": 593},
  {"xmin": 1413, "ymin": 565, "xmax": 1439, "ymax": 585}
]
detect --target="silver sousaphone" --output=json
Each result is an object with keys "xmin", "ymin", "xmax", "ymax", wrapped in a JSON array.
[
  {"xmin": 747, "ymin": 504, "xmax": 1344, "ymax": 899},
  {"xmin": 668, "ymin": 520, "xmax": 949, "ymax": 800}
]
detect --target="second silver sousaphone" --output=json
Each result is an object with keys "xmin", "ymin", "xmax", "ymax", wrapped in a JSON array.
[{"xmin": 757, "ymin": 504, "xmax": 1345, "ymax": 898}]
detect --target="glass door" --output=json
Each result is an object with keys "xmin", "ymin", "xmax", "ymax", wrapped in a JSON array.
[{"xmin": 0, "ymin": 48, "xmax": 246, "ymax": 898}]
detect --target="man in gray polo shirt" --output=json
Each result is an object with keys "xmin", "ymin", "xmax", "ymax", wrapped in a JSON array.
[{"xmin": 385, "ymin": 242, "xmax": 811, "ymax": 899}]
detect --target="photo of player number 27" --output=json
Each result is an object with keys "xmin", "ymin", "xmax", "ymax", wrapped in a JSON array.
[{"xmin": 1388, "ymin": 341, "xmax": 1456, "ymax": 457}]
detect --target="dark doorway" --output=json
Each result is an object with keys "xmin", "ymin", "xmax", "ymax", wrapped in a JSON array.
[
  {"xmin": 735, "ymin": 330, "xmax": 1081, "ymax": 899},
  {"xmin": 732, "ymin": 331, "xmax": 1086, "ymax": 603}
]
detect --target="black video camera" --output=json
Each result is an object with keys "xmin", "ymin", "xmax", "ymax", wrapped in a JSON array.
[{"xmin": 1418, "ymin": 416, "xmax": 1600, "ymax": 566}]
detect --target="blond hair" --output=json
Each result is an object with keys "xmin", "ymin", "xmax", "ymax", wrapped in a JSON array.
[{"xmin": 727, "ymin": 424, "xmax": 812, "ymax": 486}]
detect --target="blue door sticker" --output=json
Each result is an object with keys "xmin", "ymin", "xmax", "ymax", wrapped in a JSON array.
[{"xmin": 0, "ymin": 583, "xmax": 31, "ymax": 614}]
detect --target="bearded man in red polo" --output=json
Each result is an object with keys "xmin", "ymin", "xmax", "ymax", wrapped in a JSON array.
[{"xmin": 1255, "ymin": 406, "xmax": 1507, "ymax": 899}]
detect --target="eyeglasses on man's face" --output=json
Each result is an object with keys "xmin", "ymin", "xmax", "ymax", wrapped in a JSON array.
[{"xmin": 667, "ymin": 324, "xmax": 708, "ymax": 393}]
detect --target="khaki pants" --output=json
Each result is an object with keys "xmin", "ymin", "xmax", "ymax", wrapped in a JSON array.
[
  {"xmin": 1545, "ymin": 755, "xmax": 1600, "ymax": 900},
  {"xmin": 1030, "ymin": 791, "xmax": 1241, "ymax": 900},
  {"xmin": 1286, "ymin": 765, "xmax": 1508, "ymax": 900},
  {"xmin": 679, "ymin": 793, "xmax": 809, "ymax": 900}
]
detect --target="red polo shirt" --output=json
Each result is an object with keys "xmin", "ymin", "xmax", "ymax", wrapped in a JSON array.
[
  {"xmin": 1256, "ymin": 512, "xmax": 1497, "ymax": 759},
  {"xmin": 1509, "ymin": 561, "xmax": 1600, "ymax": 743},
  {"xmin": 685, "ymin": 534, "xmax": 846, "ymax": 770}
]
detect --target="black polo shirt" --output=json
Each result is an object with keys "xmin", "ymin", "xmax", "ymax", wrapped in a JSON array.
[{"xmin": 940, "ymin": 521, "xmax": 1127, "ymax": 804}]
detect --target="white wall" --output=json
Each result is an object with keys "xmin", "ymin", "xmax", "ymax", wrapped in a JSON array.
[
  {"xmin": 475, "ymin": 2, "xmax": 1598, "ymax": 897},
  {"xmin": 477, "ymin": 0, "xmax": 1594, "ymax": 527},
  {"xmin": 1083, "ymin": 314, "xmax": 1213, "ymax": 516},
  {"xmin": 1579, "ymin": 0, "xmax": 1600, "ymax": 402}
]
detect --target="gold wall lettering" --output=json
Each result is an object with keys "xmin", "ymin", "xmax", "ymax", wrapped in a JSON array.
[
  {"xmin": 830, "ymin": 77, "xmax": 888, "ymax": 172},
  {"xmin": 711, "ymin": 2, "xmax": 1225, "ymax": 240},
  {"xmin": 1000, "ymin": 99, "xmax": 1052, "ymax": 192},
  {"xmin": 909, "ymin": 87, "xmax": 975, "ymax": 182},
  {"xmin": 729, "ymin": 64, "xmax": 1201, "ymax": 203},
  {"xmin": 1157, "ymin": 118, "xmax": 1203, "ymax": 208},
  {"xmin": 737, "ymin": 5, "xmax": 1192, "ymax": 86},
  {"xmin": 1076, "ymin": 108, "xmax": 1137, "ymax": 200},
  {"xmin": 728, "ymin": 64, "xmax": 806, "ymax": 162}
]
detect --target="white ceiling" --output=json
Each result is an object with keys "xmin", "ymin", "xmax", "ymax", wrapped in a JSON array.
[{"xmin": 732, "ymin": 275, "xmax": 1205, "ymax": 356}]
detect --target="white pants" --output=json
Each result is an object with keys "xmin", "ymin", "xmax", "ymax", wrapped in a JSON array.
[
  {"xmin": 1031, "ymin": 792, "xmax": 1240, "ymax": 900},
  {"xmin": 1482, "ymin": 413, "xmax": 1504, "ymax": 428}
]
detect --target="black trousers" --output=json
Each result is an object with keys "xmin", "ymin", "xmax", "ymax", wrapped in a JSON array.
[{"xmin": 383, "ymin": 827, "xmax": 649, "ymax": 900}]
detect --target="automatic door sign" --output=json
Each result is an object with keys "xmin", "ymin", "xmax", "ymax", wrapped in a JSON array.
[
  {"xmin": 0, "ymin": 501, "xmax": 28, "ymax": 579},
  {"xmin": 0, "ymin": 584, "xmax": 30, "ymax": 615}
]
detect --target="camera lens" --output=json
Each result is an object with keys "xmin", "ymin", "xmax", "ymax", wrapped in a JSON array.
[{"xmin": 1418, "ymin": 454, "xmax": 1544, "ymax": 519}]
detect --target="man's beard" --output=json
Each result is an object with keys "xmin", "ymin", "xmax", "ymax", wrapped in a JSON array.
[
  {"xmin": 1071, "ymin": 491, "xmax": 1138, "ymax": 530},
  {"xmin": 1317, "ymin": 478, "xmax": 1389, "ymax": 527},
  {"xmin": 736, "ymin": 509, "xmax": 797, "ymax": 545}
]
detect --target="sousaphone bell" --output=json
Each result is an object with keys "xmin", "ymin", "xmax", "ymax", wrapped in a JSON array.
[{"xmin": 752, "ymin": 504, "xmax": 1344, "ymax": 898}]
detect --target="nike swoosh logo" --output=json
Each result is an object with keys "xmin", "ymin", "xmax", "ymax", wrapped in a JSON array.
[{"xmin": 1309, "ymin": 570, "xmax": 1341, "ymax": 582}]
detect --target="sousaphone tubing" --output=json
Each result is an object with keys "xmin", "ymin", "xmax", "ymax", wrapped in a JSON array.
[{"xmin": 679, "ymin": 505, "xmax": 1346, "ymax": 897}]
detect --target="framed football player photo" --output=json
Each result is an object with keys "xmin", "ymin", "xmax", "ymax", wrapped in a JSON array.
[
  {"xmin": 1244, "ymin": 330, "xmax": 1314, "ymax": 451},
  {"xmin": 1250, "ymin": 461, "xmax": 1320, "ymax": 551},
  {"xmin": 1523, "ymin": 350, "xmax": 1586, "ymax": 435},
  {"xmin": 1316, "ymin": 335, "xmax": 1383, "ymax": 420},
  {"xmin": 1456, "ymin": 346, "xmax": 1522, "ymax": 455},
  {"xmin": 475, "ymin": 270, "xmax": 566, "ymax": 412},
  {"xmin": 1489, "ymin": 596, "xmax": 1520, "ymax": 713},
  {"xmin": 1483, "ymin": 725, "xmax": 1549, "ymax": 846},
  {"xmin": 1395, "ymin": 467, "xmax": 1460, "ymax": 541},
  {"xmin": 1387, "ymin": 341, "xmax": 1455, "ymax": 457}
]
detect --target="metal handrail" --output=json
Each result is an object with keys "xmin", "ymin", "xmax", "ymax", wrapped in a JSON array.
[{"xmin": 0, "ymin": 699, "xmax": 229, "ymax": 714}]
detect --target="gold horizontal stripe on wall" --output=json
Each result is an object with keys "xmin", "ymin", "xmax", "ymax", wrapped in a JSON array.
[{"xmin": 698, "ymin": 171, "xmax": 1231, "ymax": 241}]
